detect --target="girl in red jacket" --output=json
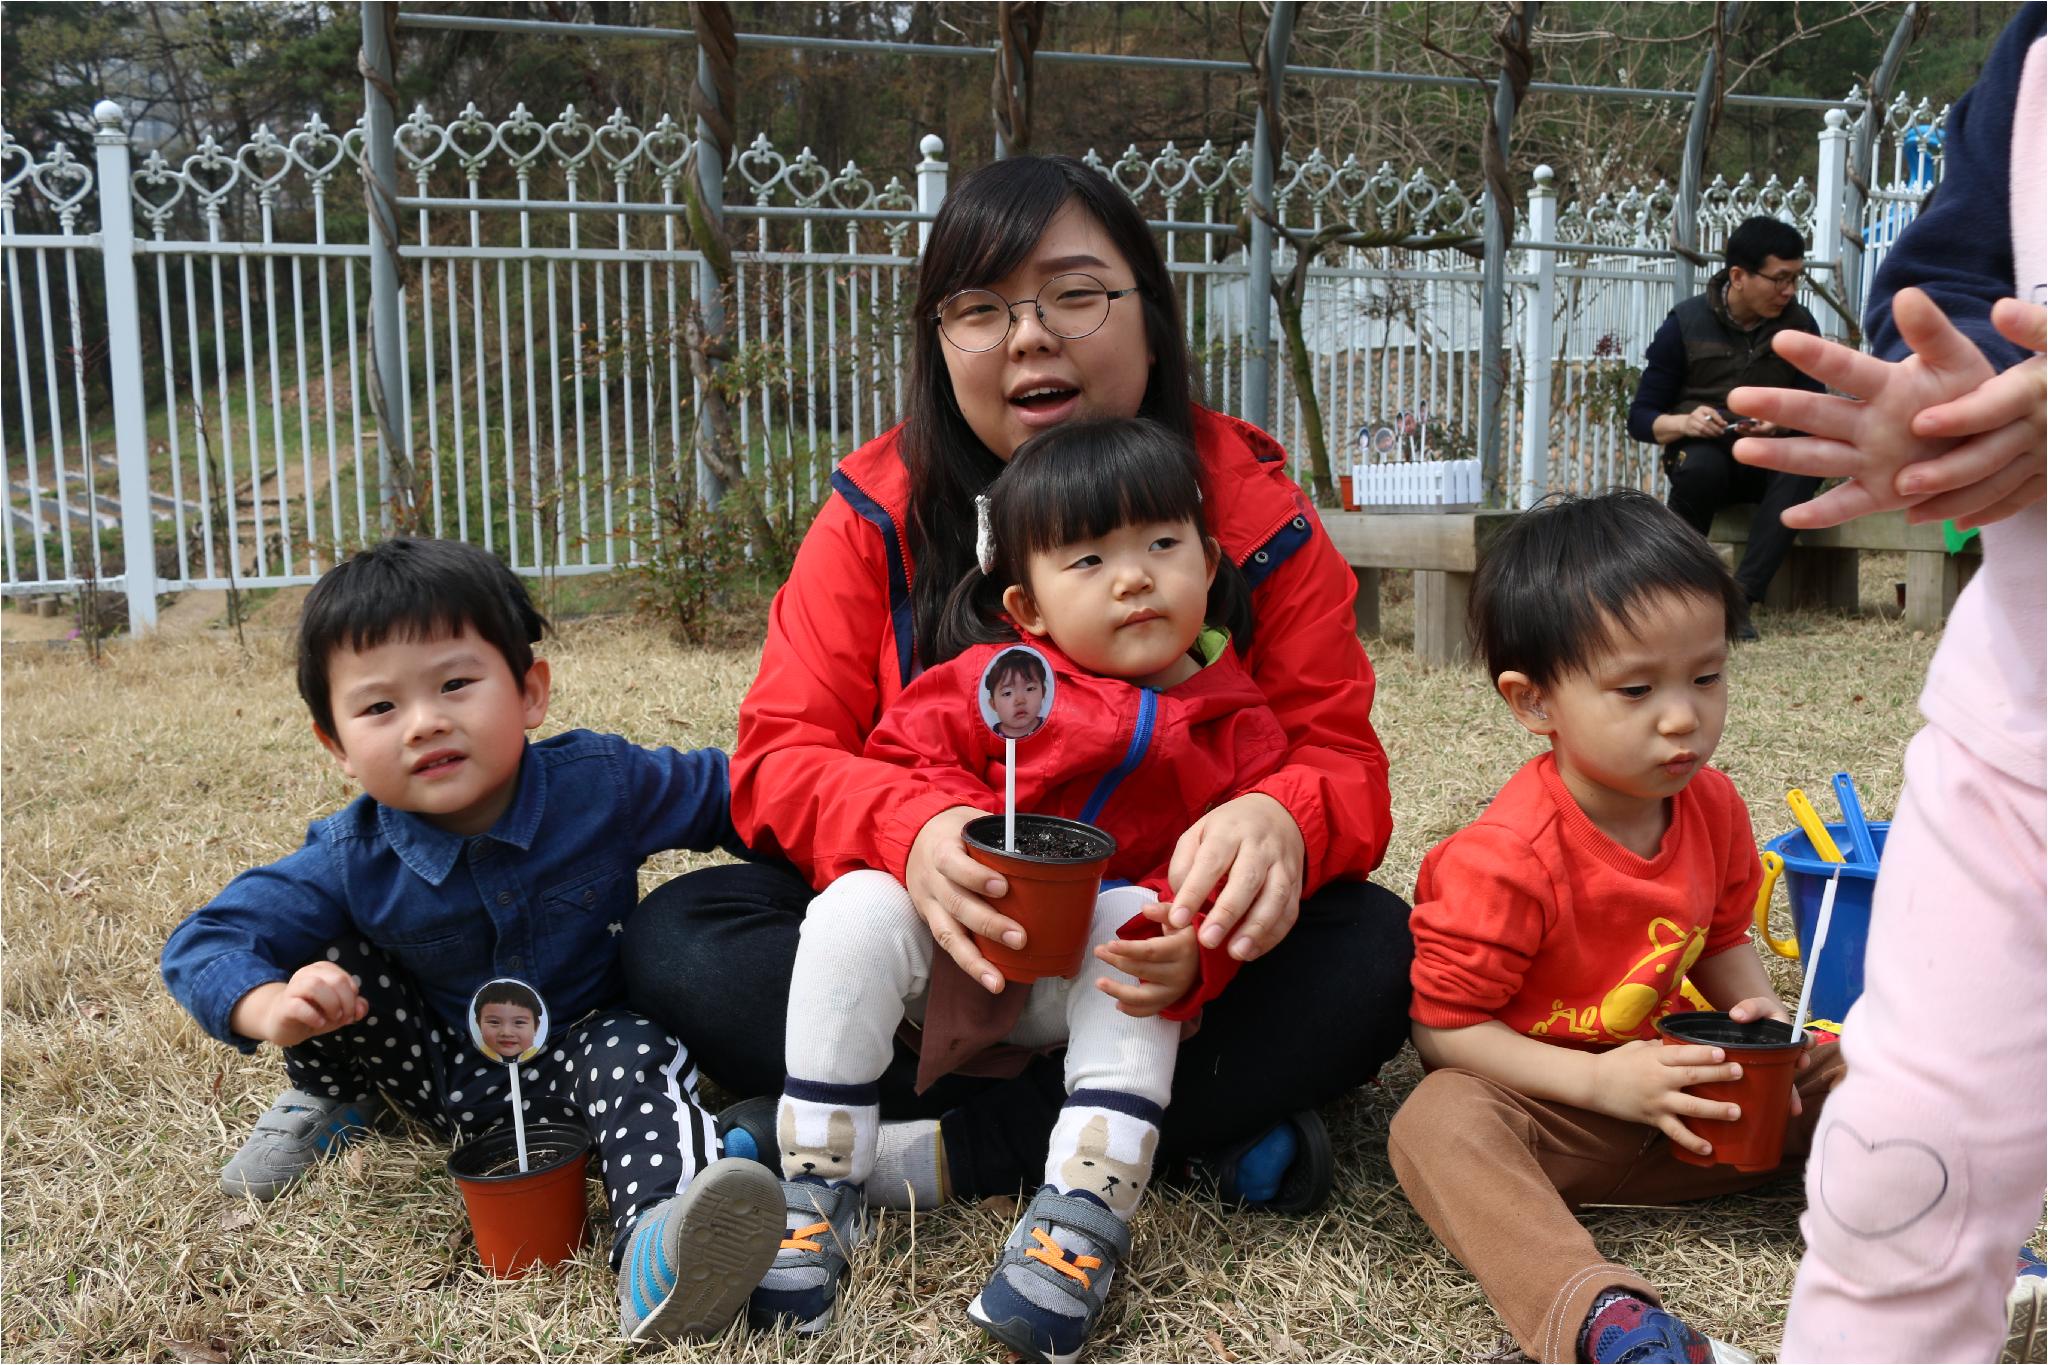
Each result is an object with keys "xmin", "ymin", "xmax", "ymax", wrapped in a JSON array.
[
  {"xmin": 623, "ymin": 153, "xmax": 1413, "ymax": 1262},
  {"xmin": 751, "ymin": 420, "xmax": 1287, "ymax": 1359}
]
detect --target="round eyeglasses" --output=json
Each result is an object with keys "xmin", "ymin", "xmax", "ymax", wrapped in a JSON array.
[{"xmin": 934, "ymin": 273, "xmax": 1143, "ymax": 353}]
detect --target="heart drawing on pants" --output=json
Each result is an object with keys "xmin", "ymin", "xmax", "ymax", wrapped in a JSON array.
[{"xmin": 1817, "ymin": 1121, "xmax": 1952, "ymax": 1238}]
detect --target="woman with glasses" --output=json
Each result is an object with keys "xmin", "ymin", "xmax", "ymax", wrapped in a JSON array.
[{"xmin": 624, "ymin": 154, "xmax": 1414, "ymax": 1226}]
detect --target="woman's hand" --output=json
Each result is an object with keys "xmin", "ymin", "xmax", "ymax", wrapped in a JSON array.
[
  {"xmin": 906, "ymin": 805, "xmax": 1022, "ymax": 994},
  {"xmin": 1162, "ymin": 792, "xmax": 1305, "ymax": 962}
]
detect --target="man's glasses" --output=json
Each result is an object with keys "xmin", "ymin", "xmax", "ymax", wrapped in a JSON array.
[
  {"xmin": 934, "ymin": 273, "xmax": 1142, "ymax": 353},
  {"xmin": 1755, "ymin": 268, "xmax": 1806, "ymax": 292}
]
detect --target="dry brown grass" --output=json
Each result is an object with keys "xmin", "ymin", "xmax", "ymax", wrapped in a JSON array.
[{"xmin": 0, "ymin": 558, "xmax": 1977, "ymax": 1362}]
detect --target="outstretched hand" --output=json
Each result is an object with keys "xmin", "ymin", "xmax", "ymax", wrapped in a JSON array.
[{"xmin": 1728, "ymin": 289, "xmax": 2046, "ymax": 530}]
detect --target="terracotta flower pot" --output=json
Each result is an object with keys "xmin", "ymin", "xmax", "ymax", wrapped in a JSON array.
[
  {"xmin": 1656, "ymin": 1011, "xmax": 1807, "ymax": 1173},
  {"xmin": 447, "ymin": 1121, "xmax": 592, "ymax": 1277},
  {"xmin": 962, "ymin": 814, "xmax": 1117, "ymax": 984}
]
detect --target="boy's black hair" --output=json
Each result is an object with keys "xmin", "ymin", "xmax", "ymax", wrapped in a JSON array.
[
  {"xmin": 1726, "ymin": 215, "xmax": 1806, "ymax": 272},
  {"xmin": 985, "ymin": 647, "xmax": 1048, "ymax": 694},
  {"xmin": 297, "ymin": 537, "xmax": 548, "ymax": 738},
  {"xmin": 473, "ymin": 978, "xmax": 542, "ymax": 1020},
  {"xmin": 1470, "ymin": 489, "xmax": 1748, "ymax": 688},
  {"xmin": 931, "ymin": 417, "xmax": 1253, "ymax": 663}
]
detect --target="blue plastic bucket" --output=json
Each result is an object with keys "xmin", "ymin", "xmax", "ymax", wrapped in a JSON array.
[{"xmin": 1761, "ymin": 821, "xmax": 1888, "ymax": 1025}]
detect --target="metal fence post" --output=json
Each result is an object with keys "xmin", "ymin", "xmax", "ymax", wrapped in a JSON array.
[
  {"xmin": 916, "ymin": 134, "xmax": 948, "ymax": 254},
  {"xmin": 1814, "ymin": 108, "xmax": 1851, "ymax": 340},
  {"xmin": 1245, "ymin": 0, "xmax": 1297, "ymax": 434},
  {"xmin": 694, "ymin": 25, "xmax": 731, "ymax": 504},
  {"xmin": 361, "ymin": 0, "xmax": 404, "ymax": 531},
  {"xmin": 92, "ymin": 100, "xmax": 159, "ymax": 632},
  {"xmin": 1518, "ymin": 165, "xmax": 1557, "ymax": 508}
]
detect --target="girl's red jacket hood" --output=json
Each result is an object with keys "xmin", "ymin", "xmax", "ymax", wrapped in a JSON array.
[{"xmin": 731, "ymin": 406, "xmax": 1393, "ymax": 898}]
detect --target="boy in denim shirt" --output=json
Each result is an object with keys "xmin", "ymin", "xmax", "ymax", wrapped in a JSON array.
[{"xmin": 161, "ymin": 537, "xmax": 780, "ymax": 1343}]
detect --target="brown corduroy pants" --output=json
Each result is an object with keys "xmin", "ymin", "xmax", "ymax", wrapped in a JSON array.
[{"xmin": 1388, "ymin": 1047, "xmax": 1846, "ymax": 1362}]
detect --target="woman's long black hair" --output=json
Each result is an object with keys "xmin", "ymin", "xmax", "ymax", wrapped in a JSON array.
[
  {"xmin": 934, "ymin": 418, "xmax": 1252, "ymax": 664},
  {"xmin": 902, "ymin": 155, "xmax": 1196, "ymax": 662}
]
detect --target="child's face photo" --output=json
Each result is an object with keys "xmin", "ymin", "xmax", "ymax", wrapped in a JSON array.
[
  {"xmin": 1508, "ymin": 589, "xmax": 1729, "ymax": 815},
  {"xmin": 478, "ymin": 1002, "xmax": 537, "ymax": 1059},
  {"xmin": 992, "ymin": 671, "xmax": 1045, "ymax": 738},
  {"xmin": 979, "ymin": 648, "xmax": 1054, "ymax": 740},
  {"xmin": 1005, "ymin": 517, "xmax": 1214, "ymax": 688},
  {"xmin": 315, "ymin": 624, "xmax": 550, "ymax": 836}
]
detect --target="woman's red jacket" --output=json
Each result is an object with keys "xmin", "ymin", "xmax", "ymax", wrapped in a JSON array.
[{"xmin": 731, "ymin": 406, "xmax": 1394, "ymax": 896}]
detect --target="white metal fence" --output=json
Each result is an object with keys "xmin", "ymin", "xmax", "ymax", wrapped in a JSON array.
[{"xmin": 0, "ymin": 88, "xmax": 1949, "ymax": 625}]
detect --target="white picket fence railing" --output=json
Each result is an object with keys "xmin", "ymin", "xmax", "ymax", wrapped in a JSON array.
[{"xmin": 0, "ymin": 87, "xmax": 1948, "ymax": 626}]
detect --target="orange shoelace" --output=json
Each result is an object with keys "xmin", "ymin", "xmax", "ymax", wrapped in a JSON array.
[
  {"xmin": 781, "ymin": 1220, "xmax": 829, "ymax": 1253},
  {"xmin": 1023, "ymin": 1228, "xmax": 1102, "ymax": 1287}
]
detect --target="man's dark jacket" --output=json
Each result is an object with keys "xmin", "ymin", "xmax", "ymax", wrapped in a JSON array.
[{"xmin": 1626, "ymin": 270, "xmax": 1823, "ymax": 445}]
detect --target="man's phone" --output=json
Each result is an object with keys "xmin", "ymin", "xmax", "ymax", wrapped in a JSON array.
[{"xmin": 1717, "ymin": 407, "xmax": 1762, "ymax": 435}]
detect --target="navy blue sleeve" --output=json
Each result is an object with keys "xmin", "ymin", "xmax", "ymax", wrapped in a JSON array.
[
  {"xmin": 1866, "ymin": 2, "xmax": 2041, "ymax": 371},
  {"xmin": 1628, "ymin": 312, "xmax": 1687, "ymax": 444},
  {"xmin": 160, "ymin": 829, "xmax": 354, "ymax": 1052},
  {"xmin": 616, "ymin": 737, "xmax": 742, "ymax": 861}
]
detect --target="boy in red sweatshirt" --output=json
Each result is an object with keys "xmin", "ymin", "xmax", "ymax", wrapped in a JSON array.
[{"xmin": 1390, "ymin": 491, "xmax": 1843, "ymax": 1364}]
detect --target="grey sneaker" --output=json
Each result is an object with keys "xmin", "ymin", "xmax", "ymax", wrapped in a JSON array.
[
  {"xmin": 747, "ymin": 1177, "xmax": 865, "ymax": 1333},
  {"xmin": 617, "ymin": 1157, "xmax": 783, "ymax": 1344},
  {"xmin": 219, "ymin": 1087, "xmax": 390, "ymax": 1201},
  {"xmin": 967, "ymin": 1186, "xmax": 1133, "ymax": 1363}
]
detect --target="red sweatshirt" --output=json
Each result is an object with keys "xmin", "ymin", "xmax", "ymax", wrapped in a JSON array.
[
  {"xmin": 866, "ymin": 634, "xmax": 1289, "ymax": 1020},
  {"xmin": 731, "ymin": 407, "xmax": 1393, "ymax": 896},
  {"xmin": 1409, "ymin": 755, "xmax": 1761, "ymax": 1048}
]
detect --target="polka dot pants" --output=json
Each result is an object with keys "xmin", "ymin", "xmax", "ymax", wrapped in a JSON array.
[{"xmin": 281, "ymin": 938, "xmax": 718, "ymax": 1265}]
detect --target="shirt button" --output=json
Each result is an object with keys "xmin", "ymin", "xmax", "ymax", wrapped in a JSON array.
[
  {"xmin": 497, "ymin": 892, "xmax": 511, "ymax": 906},
  {"xmin": 506, "ymin": 955, "xmax": 523, "ymax": 971}
]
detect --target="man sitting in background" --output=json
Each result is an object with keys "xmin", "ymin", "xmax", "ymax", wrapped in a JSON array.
[{"xmin": 1628, "ymin": 214, "xmax": 1825, "ymax": 638}]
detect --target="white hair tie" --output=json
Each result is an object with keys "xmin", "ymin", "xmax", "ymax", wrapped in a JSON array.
[{"xmin": 975, "ymin": 493, "xmax": 998, "ymax": 575}]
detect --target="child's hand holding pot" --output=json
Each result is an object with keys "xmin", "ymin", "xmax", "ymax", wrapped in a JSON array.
[
  {"xmin": 1725, "ymin": 994, "xmax": 1817, "ymax": 1114},
  {"xmin": 1586, "ymin": 1039, "xmax": 1743, "ymax": 1158}
]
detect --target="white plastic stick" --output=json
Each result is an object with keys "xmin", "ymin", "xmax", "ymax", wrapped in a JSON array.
[
  {"xmin": 1790, "ymin": 870, "xmax": 1840, "ymax": 1042},
  {"xmin": 508, "ymin": 1062, "xmax": 529, "ymax": 1172},
  {"xmin": 1005, "ymin": 736, "xmax": 1016, "ymax": 853}
]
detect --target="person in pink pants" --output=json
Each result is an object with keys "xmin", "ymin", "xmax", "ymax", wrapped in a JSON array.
[{"xmin": 1729, "ymin": 8, "xmax": 2046, "ymax": 1358}]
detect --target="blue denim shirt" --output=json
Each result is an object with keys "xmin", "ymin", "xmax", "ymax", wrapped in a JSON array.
[{"xmin": 161, "ymin": 730, "xmax": 736, "ymax": 1052}]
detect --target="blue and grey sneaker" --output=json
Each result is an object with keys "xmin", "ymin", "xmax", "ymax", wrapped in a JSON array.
[
  {"xmin": 219, "ymin": 1087, "xmax": 392, "ymax": 1201},
  {"xmin": 2006, "ymin": 1247, "xmax": 2046, "ymax": 1364},
  {"xmin": 748, "ymin": 1177, "xmax": 865, "ymax": 1333},
  {"xmin": 967, "ymin": 1186, "xmax": 1133, "ymax": 1364},
  {"xmin": 617, "ymin": 1157, "xmax": 783, "ymax": 1344}
]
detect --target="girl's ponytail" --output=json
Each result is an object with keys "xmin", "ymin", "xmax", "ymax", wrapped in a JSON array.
[{"xmin": 933, "ymin": 563, "xmax": 1015, "ymax": 663}]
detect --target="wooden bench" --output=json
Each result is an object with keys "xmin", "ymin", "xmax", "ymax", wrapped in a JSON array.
[
  {"xmin": 1321, "ymin": 509, "xmax": 1521, "ymax": 668},
  {"xmin": 1708, "ymin": 504, "xmax": 1981, "ymax": 632}
]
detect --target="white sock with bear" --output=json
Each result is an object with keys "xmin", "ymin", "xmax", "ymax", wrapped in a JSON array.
[
  {"xmin": 777, "ymin": 1081, "xmax": 879, "ymax": 1189},
  {"xmin": 1043, "ymin": 1092, "xmax": 1163, "ymax": 1222}
]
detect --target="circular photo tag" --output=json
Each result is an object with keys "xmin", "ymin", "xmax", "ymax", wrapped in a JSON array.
[
  {"xmin": 468, "ymin": 977, "xmax": 549, "ymax": 1064},
  {"xmin": 979, "ymin": 645, "xmax": 1055, "ymax": 741}
]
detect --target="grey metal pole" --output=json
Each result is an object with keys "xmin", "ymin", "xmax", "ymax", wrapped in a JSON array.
[
  {"xmin": 1845, "ymin": 3, "xmax": 1919, "ymax": 321},
  {"xmin": 695, "ymin": 33, "xmax": 729, "ymax": 503},
  {"xmin": 1477, "ymin": 1, "xmax": 1536, "ymax": 507},
  {"xmin": 1675, "ymin": 1, "xmax": 1743, "ymax": 302},
  {"xmin": 1245, "ymin": 0, "xmax": 1297, "ymax": 434},
  {"xmin": 93, "ymin": 100, "xmax": 159, "ymax": 632},
  {"xmin": 361, "ymin": 0, "xmax": 404, "ymax": 532}
]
